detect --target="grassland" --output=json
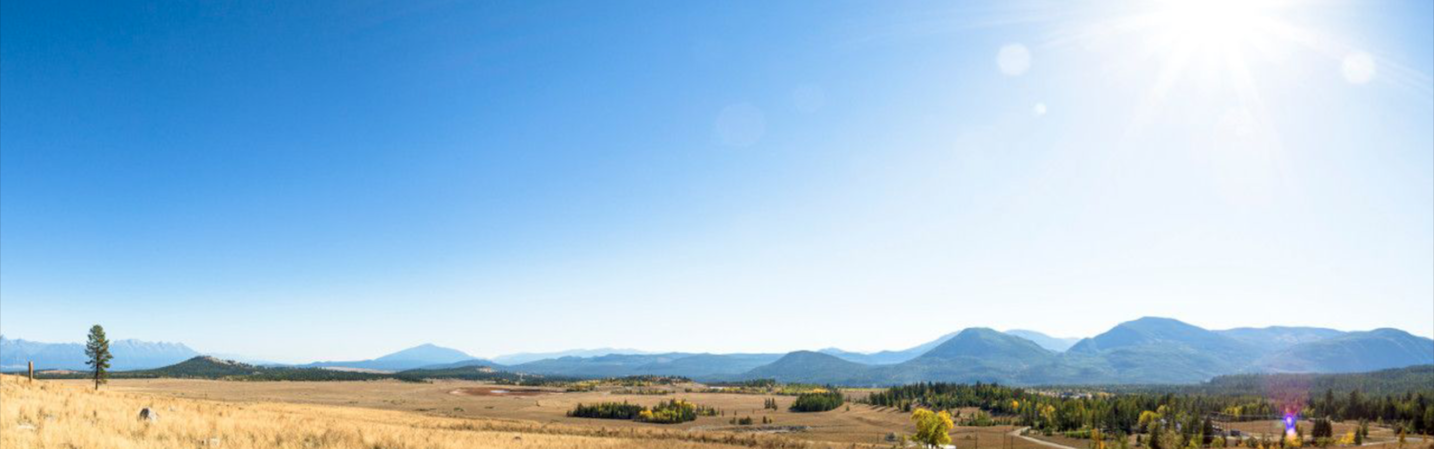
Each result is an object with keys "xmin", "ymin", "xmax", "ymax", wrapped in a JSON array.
[
  {"xmin": 19, "ymin": 374, "xmax": 1423, "ymax": 449},
  {"xmin": 15, "ymin": 375, "xmax": 1085, "ymax": 448},
  {"xmin": 0, "ymin": 375, "xmax": 879, "ymax": 449}
]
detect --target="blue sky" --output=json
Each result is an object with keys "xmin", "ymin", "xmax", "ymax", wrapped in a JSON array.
[{"xmin": 3, "ymin": 0, "xmax": 1431, "ymax": 363}]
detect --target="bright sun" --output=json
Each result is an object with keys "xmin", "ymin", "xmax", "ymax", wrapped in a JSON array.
[
  {"xmin": 1131, "ymin": 0, "xmax": 1301, "ymax": 100},
  {"xmin": 1155, "ymin": 0, "xmax": 1269, "ymax": 51}
]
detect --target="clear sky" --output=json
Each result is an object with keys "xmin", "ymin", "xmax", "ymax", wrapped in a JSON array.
[{"xmin": 2, "ymin": 0, "xmax": 1431, "ymax": 363}]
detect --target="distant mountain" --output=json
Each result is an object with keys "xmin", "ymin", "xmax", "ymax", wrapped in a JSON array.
[
  {"xmin": 1061, "ymin": 317, "xmax": 1262, "ymax": 383},
  {"xmin": 415, "ymin": 358, "xmax": 503, "ymax": 370},
  {"xmin": 632, "ymin": 353, "xmax": 782, "ymax": 379},
  {"xmin": 741, "ymin": 351, "xmax": 875, "ymax": 384},
  {"xmin": 514, "ymin": 353, "xmax": 692, "ymax": 378},
  {"xmin": 1068, "ymin": 317, "xmax": 1255, "ymax": 355},
  {"xmin": 731, "ymin": 319, "xmax": 1433, "ymax": 387},
  {"xmin": 819, "ymin": 332, "xmax": 959, "ymax": 365},
  {"xmin": 494, "ymin": 348, "xmax": 651, "ymax": 365},
  {"xmin": 1251, "ymin": 329, "xmax": 1434, "ymax": 373},
  {"xmin": 884, "ymin": 328, "xmax": 1057, "ymax": 384},
  {"xmin": 1217, "ymin": 327, "xmax": 1345, "ymax": 352},
  {"xmin": 1, "ymin": 336, "xmax": 199, "ymax": 371},
  {"xmin": 13, "ymin": 317, "xmax": 1430, "ymax": 386},
  {"xmin": 1005, "ymin": 330, "xmax": 1080, "ymax": 352},
  {"xmin": 304, "ymin": 344, "xmax": 480, "ymax": 372},
  {"xmin": 510, "ymin": 352, "xmax": 780, "ymax": 379}
]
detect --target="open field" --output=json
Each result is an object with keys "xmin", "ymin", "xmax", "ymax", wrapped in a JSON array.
[
  {"xmin": 17, "ymin": 375, "xmax": 1431, "ymax": 449},
  {"xmin": 1, "ymin": 375, "xmax": 872, "ymax": 449},
  {"xmin": 36, "ymin": 377, "xmax": 1075, "ymax": 448}
]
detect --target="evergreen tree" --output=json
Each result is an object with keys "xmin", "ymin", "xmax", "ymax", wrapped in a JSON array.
[{"xmin": 84, "ymin": 325, "xmax": 112, "ymax": 391}]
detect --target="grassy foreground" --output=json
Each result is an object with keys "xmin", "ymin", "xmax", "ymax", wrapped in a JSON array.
[{"xmin": 0, "ymin": 375, "xmax": 850, "ymax": 449}]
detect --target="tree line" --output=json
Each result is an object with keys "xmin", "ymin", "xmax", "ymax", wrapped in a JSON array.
[
  {"xmin": 863, "ymin": 381, "xmax": 1434, "ymax": 436},
  {"xmin": 789, "ymin": 387, "xmax": 844, "ymax": 412},
  {"xmin": 567, "ymin": 399, "xmax": 718, "ymax": 424}
]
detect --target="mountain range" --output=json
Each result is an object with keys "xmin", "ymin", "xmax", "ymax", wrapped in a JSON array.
[
  {"xmin": 7, "ymin": 318, "xmax": 1431, "ymax": 386},
  {"xmin": 0, "ymin": 335, "xmax": 200, "ymax": 371},
  {"xmin": 732, "ymin": 318, "xmax": 1433, "ymax": 385}
]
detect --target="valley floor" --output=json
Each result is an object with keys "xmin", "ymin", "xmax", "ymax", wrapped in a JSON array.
[
  {"xmin": 0, "ymin": 375, "xmax": 854, "ymax": 449},
  {"xmin": 39, "ymin": 377, "xmax": 1076, "ymax": 447}
]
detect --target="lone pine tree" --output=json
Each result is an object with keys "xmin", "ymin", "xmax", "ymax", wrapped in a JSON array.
[{"xmin": 85, "ymin": 324, "xmax": 113, "ymax": 390}]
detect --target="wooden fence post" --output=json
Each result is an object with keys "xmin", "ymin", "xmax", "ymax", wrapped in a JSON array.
[{"xmin": 28, "ymin": 361, "xmax": 34, "ymax": 382}]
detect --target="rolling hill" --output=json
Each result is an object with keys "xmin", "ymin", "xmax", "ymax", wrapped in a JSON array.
[
  {"xmin": 739, "ymin": 351, "xmax": 875, "ymax": 384},
  {"xmin": 34, "ymin": 356, "xmax": 392, "ymax": 381}
]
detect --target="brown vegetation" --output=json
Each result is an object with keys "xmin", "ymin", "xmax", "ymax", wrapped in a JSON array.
[{"xmin": 0, "ymin": 375, "xmax": 869, "ymax": 449}]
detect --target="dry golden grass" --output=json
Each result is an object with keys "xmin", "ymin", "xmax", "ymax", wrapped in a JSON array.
[{"xmin": 0, "ymin": 375, "xmax": 871, "ymax": 449}]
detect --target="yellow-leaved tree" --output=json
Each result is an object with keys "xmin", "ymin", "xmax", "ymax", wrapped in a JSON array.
[{"xmin": 911, "ymin": 408, "xmax": 955, "ymax": 448}]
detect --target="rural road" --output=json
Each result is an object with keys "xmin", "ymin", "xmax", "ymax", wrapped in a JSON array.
[{"xmin": 1008, "ymin": 427, "xmax": 1080, "ymax": 449}]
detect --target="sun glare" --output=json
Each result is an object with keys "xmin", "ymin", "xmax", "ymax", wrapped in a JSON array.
[
  {"xmin": 1156, "ymin": 0, "xmax": 1268, "ymax": 51},
  {"xmin": 1137, "ymin": 0, "xmax": 1293, "ymax": 95}
]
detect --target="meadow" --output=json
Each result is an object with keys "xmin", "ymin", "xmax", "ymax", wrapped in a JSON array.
[
  {"xmin": 0, "ymin": 375, "xmax": 873, "ymax": 449},
  {"xmin": 9, "ymin": 374, "xmax": 1431, "ymax": 449}
]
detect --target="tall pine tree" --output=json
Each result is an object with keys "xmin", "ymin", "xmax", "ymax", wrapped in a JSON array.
[{"xmin": 85, "ymin": 325, "xmax": 112, "ymax": 390}]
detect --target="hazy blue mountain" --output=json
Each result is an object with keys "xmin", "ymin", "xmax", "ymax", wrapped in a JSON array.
[
  {"xmin": 1251, "ymin": 329, "xmax": 1434, "ymax": 373},
  {"xmin": 818, "ymin": 332, "xmax": 959, "ymax": 365},
  {"xmin": 633, "ymin": 353, "xmax": 782, "ymax": 379},
  {"xmin": 511, "ymin": 352, "xmax": 780, "ymax": 379},
  {"xmin": 733, "ymin": 319, "xmax": 1433, "ymax": 386},
  {"xmin": 304, "ymin": 344, "xmax": 479, "ymax": 371},
  {"xmin": 1062, "ymin": 317, "xmax": 1264, "ymax": 383},
  {"xmin": 740, "ymin": 351, "xmax": 876, "ymax": 384},
  {"xmin": 1005, "ymin": 329, "xmax": 1080, "ymax": 352},
  {"xmin": 493, "ymin": 348, "xmax": 651, "ymax": 365},
  {"xmin": 1217, "ymin": 326, "xmax": 1346, "ymax": 352},
  {"xmin": 882, "ymin": 328, "xmax": 1058, "ymax": 384},
  {"xmin": 415, "ymin": 358, "xmax": 504, "ymax": 370},
  {"xmin": 514, "ymin": 353, "xmax": 695, "ymax": 378},
  {"xmin": 1068, "ymin": 317, "xmax": 1256, "ymax": 356},
  {"xmin": 1, "ymin": 336, "xmax": 199, "ymax": 371}
]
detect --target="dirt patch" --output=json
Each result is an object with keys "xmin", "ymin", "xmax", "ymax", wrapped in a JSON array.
[{"xmin": 450, "ymin": 387, "xmax": 551, "ymax": 397}]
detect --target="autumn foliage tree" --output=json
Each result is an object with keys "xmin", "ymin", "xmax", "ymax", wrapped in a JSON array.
[{"xmin": 911, "ymin": 408, "xmax": 954, "ymax": 448}]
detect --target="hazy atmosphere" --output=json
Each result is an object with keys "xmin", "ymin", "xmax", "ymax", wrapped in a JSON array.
[{"xmin": 3, "ymin": 0, "xmax": 1431, "ymax": 364}]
